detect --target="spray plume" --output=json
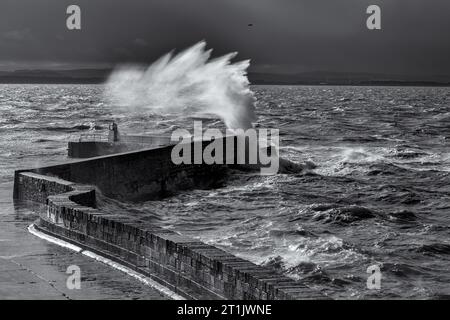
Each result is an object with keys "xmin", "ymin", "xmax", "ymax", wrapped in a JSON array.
[{"xmin": 105, "ymin": 41, "xmax": 256, "ymax": 129}]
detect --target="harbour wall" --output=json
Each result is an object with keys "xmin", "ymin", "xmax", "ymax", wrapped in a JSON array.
[
  {"xmin": 14, "ymin": 137, "xmax": 324, "ymax": 300},
  {"xmin": 68, "ymin": 135, "xmax": 173, "ymax": 158},
  {"xmin": 21, "ymin": 141, "xmax": 227, "ymax": 202}
]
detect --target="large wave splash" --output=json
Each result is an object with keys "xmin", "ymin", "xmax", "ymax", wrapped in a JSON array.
[{"xmin": 105, "ymin": 41, "xmax": 256, "ymax": 130}]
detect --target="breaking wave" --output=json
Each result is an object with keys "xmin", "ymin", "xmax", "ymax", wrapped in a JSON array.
[{"xmin": 105, "ymin": 41, "xmax": 256, "ymax": 130}]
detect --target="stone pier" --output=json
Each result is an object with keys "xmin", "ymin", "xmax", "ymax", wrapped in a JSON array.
[{"xmin": 14, "ymin": 137, "xmax": 325, "ymax": 300}]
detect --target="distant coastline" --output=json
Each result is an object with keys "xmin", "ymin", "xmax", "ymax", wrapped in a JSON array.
[{"xmin": 1, "ymin": 69, "xmax": 449, "ymax": 87}]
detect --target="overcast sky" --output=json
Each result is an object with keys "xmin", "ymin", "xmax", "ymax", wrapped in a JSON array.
[{"xmin": 0, "ymin": 0, "xmax": 449, "ymax": 76}]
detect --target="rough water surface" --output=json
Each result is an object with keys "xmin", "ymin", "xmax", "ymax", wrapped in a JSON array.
[{"xmin": 1, "ymin": 84, "xmax": 449, "ymax": 299}]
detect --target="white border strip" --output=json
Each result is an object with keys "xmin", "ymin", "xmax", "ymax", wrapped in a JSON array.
[
  {"xmin": 28, "ymin": 224, "xmax": 185, "ymax": 300},
  {"xmin": 28, "ymin": 224, "xmax": 82, "ymax": 253},
  {"xmin": 82, "ymin": 250, "xmax": 185, "ymax": 300}
]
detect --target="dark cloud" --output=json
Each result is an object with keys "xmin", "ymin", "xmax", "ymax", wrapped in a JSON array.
[
  {"xmin": 2, "ymin": 28, "xmax": 33, "ymax": 41},
  {"xmin": 0, "ymin": 0, "xmax": 449, "ymax": 76}
]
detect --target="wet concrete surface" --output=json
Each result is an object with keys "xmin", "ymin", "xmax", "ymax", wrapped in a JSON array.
[{"xmin": 0, "ymin": 182, "xmax": 167, "ymax": 300}]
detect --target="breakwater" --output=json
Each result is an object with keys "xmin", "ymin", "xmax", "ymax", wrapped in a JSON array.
[
  {"xmin": 14, "ymin": 138, "xmax": 324, "ymax": 300},
  {"xmin": 68, "ymin": 134, "xmax": 173, "ymax": 158}
]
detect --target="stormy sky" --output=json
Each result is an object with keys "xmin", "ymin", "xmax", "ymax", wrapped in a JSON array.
[{"xmin": 0, "ymin": 0, "xmax": 449, "ymax": 76}]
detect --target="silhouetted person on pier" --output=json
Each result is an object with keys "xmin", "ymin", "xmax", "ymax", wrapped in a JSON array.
[{"xmin": 109, "ymin": 121, "xmax": 119, "ymax": 142}]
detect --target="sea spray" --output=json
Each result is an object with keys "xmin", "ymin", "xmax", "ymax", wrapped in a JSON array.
[{"xmin": 105, "ymin": 41, "xmax": 256, "ymax": 130}]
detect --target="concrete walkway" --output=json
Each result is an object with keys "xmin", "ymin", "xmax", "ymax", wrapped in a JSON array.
[{"xmin": 0, "ymin": 182, "xmax": 168, "ymax": 300}]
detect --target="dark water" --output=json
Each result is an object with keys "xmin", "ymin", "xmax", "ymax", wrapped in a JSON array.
[{"xmin": 1, "ymin": 84, "xmax": 449, "ymax": 299}]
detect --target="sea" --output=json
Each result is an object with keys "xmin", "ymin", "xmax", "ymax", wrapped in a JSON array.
[{"xmin": 1, "ymin": 84, "xmax": 449, "ymax": 299}]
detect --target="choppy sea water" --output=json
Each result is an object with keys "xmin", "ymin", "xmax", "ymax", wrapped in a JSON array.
[{"xmin": 1, "ymin": 84, "xmax": 449, "ymax": 299}]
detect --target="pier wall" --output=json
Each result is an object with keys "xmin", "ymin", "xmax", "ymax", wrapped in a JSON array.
[
  {"xmin": 13, "ymin": 137, "xmax": 323, "ymax": 300},
  {"xmin": 22, "ymin": 141, "xmax": 227, "ymax": 202},
  {"xmin": 68, "ymin": 141, "xmax": 124, "ymax": 158},
  {"xmin": 14, "ymin": 171, "xmax": 322, "ymax": 300},
  {"xmin": 68, "ymin": 135, "xmax": 173, "ymax": 158}
]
